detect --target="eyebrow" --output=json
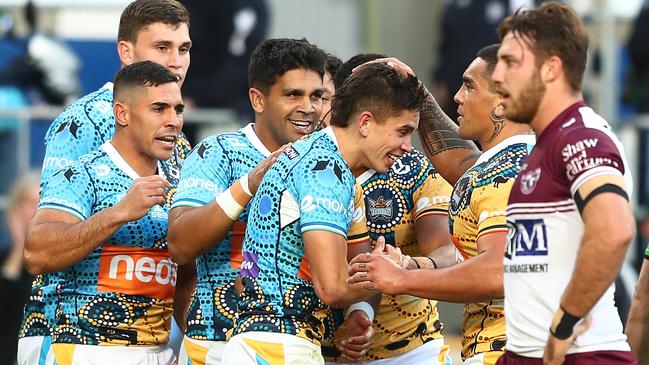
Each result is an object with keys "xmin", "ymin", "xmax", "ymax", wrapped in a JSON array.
[
  {"xmin": 152, "ymin": 40, "xmax": 193, "ymax": 48},
  {"xmin": 462, "ymin": 75, "xmax": 474, "ymax": 87}
]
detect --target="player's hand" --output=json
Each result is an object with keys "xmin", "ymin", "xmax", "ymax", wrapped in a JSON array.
[
  {"xmin": 247, "ymin": 144, "xmax": 289, "ymax": 195},
  {"xmin": 352, "ymin": 57, "xmax": 415, "ymax": 78},
  {"xmin": 114, "ymin": 175, "xmax": 170, "ymax": 222},
  {"xmin": 348, "ymin": 251, "xmax": 407, "ymax": 295},
  {"xmin": 372, "ymin": 236, "xmax": 411, "ymax": 268},
  {"xmin": 336, "ymin": 309, "xmax": 374, "ymax": 361},
  {"xmin": 543, "ymin": 315, "xmax": 592, "ymax": 365}
]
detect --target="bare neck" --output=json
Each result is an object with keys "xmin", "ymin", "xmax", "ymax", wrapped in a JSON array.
[
  {"xmin": 110, "ymin": 131, "xmax": 157, "ymax": 177},
  {"xmin": 331, "ymin": 126, "xmax": 363, "ymax": 176},
  {"xmin": 530, "ymin": 87, "xmax": 583, "ymax": 137},
  {"xmin": 252, "ymin": 118, "xmax": 281, "ymax": 152},
  {"xmin": 480, "ymin": 121, "xmax": 533, "ymax": 152}
]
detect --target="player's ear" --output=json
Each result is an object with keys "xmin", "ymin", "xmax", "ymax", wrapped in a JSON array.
[
  {"xmin": 114, "ymin": 101, "xmax": 129, "ymax": 127},
  {"xmin": 117, "ymin": 40, "xmax": 134, "ymax": 66},
  {"xmin": 356, "ymin": 111, "xmax": 373, "ymax": 138},
  {"xmin": 249, "ymin": 88, "xmax": 264, "ymax": 113}
]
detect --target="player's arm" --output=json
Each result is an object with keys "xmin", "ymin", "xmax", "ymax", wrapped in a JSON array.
[
  {"xmin": 543, "ymin": 174, "xmax": 633, "ymax": 364},
  {"xmin": 168, "ymin": 149, "xmax": 282, "ymax": 265},
  {"xmin": 173, "ymin": 262, "xmax": 197, "ymax": 331},
  {"xmin": 304, "ymin": 230, "xmax": 375, "ymax": 308},
  {"xmin": 24, "ymin": 175, "xmax": 169, "ymax": 274},
  {"xmin": 406, "ymin": 213, "xmax": 456, "ymax": 270},
  {"xmin": 348, "ymin": 230, "xmax": 505, "ymax": 302},
  {"xmin": 626, "ymin": 257, "xmax": 649, "ymax": 363}
]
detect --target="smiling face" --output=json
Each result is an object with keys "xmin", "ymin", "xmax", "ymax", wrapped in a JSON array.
[
  {"xmin": 260, "ymin": 68, "xmax": 324, "ymax": 146},
  {"xmin": 122, "ymin": 22, "xmax": 192, "ymax": 87},
  {"xmin": 364, "ymin": 109, "xmax": 419, "ymax": 173},
  {"xmin": 125, "ymin": 82, "xmax": 184, "ymax": 162},
  {"xmin": 492, "ymin": 32, "xmax": 546, "ymax": 124}
]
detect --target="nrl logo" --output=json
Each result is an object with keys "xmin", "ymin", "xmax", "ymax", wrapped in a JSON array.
[{"xmin": 368, "ymin": 196, "xmax": 393, "ymax": 221}]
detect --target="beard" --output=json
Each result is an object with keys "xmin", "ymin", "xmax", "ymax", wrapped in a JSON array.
[{"xmin": 504, "ymin": 71, "xmax": 546, "ymax": 124}]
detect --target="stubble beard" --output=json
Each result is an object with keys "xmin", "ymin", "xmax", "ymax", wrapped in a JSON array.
[{"xmin": 504, "ymin": 72, "xmax": 546, "ymax": 125}]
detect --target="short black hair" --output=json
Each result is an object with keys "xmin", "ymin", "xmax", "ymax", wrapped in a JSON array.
[
  {"xmin": 330, "ymin": 63, "xmax": 427, "ymax": 127},
  {"xmin": 325, "ymin": 53, "xmax": 342, "ymax": 78},
  {"xmin": 248, "ymin": 38, "xmax": 327, "ymax": 93},
  {"xmin": 477, "ymin": 43, "xmax": 500, "ymax": 77},
  {"xmin": 333, "ymin": 53, "xmax": 387, "ymax": 90},
  {"xmin": 113, "ymin": 60, "xmax": 179, "ymax": 101}
]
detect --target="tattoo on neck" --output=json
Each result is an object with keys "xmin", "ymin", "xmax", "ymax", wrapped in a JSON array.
[{"xmin": 486, "ymin": 108, "xmax": 505, "ymax": 144}]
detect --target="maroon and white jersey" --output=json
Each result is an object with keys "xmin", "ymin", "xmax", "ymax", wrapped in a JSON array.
[{"xmin": 504, "ymin": 101, "xmax": 633, "ymax": 357}]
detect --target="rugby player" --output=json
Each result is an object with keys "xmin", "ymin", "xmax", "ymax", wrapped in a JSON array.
[
  {"xmin": 24, "ymin": 61, "xmax": 183, "ymax": 364},
  {"xmin": 221, "ymin": 62, "xmax": 427, "ymax": 364},
  {"xmin": 17, "ymin": 1, "xmax": 191, "ymax": 364},
  {"xmin": 320, "ymin": 53, "xmax": 342, "ymax": 127},
  {"xmin": 322, "ymin": 53, "xmax": 455, "ymax": 365},
  {"xmin": 492, "ymin": 3, "xmax": 636, "ymax": 364},
  {"xmin": 168, "ymin": 38, "xmax": 372, "ymax": 364}
]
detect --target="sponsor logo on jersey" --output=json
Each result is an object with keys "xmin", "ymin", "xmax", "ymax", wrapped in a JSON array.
[
  {"xmin": 240, "ymin": 250, "xmax": 260, "ymax": 277},
  {"xmin": 561, "ymin": 138, "xmax": 598, "ymax": 162},
  {"xmin": 352, "ymin": 206, "xmax": 365, "ymax": 223},
  {"xmin": 94, "ymin": 100, "xmax": 112, "ymax": 115},
  {"xmin": 40, "ymin": 196, "xmax": 84, "ymax": 215},
  {"xmin": 284, "ymin": 146, "xmax": 300, "ymax": 160},
  {"xmin": 520, "ymin": 167, "xmax": 541, "ymax": 195},
  {"xmin": 224, "ymin": 136, "xmax": 248, "ymax": 148},
  {"xmin": 178, "ymin": 177, "xmax": 221, "ymax": 196},
  {"xmin": 505, "ymin": 219, "xmax": 548, "ymax": 259},
  {"xmin": 43, "ymin": 156, "xmax": 73, "ymax": 170},
  {"xmin": 300, "ymin": 195, "xmax": 346, "ymax": 214},
  {"xmin": 97, "ymin": 245, "xmax": 177, "ymax": 301},
  {"xmin": 368, "ymin": 196, "xmax": 393, "ymax": 222}
]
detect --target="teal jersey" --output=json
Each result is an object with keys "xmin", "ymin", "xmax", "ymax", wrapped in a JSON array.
[
  {"xmin": 172, "ymin": 124, "xmax": 270, "ymax": 341},
  {"xmin": 39, "ymin": 142, "xmax": 176, "ymax": 346},
  {"xmin": 233, "ymin": 128, "xmax": 356, "ymax": 346}
]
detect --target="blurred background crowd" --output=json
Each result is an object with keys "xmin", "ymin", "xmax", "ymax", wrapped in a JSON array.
[{"xmin": 1, "ymin": 0, "xmax": 649, "ymax": 363}]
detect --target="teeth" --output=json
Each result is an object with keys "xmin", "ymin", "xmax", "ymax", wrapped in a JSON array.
[{"xmin": 289, "ymin": 119, "xmax": 311, "ymax": 128}]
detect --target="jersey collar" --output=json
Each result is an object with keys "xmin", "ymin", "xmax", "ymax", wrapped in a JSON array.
[
  {"xmin": 101, "ymin": 141, "xmax": 163, "ymax": 180},
  {"xmin": 242, "ymin": 123, "xmax": 271, "ymax": 157}
]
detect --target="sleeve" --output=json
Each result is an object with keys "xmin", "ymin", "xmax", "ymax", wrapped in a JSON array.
[
  {"xmin": 558, "ymin": 128, "xmax": 627, "ymax": 197},
  {"xmin": 413, "ymin": 170, "xmax": 453, "ymax": 221},
  {"xmin": 347, "ymin": 182, "xmax": 370, "ymax": 246},
  {"xmin": 41, "ymin": 101, "xmax": 109, "ymax": 184},
  {"xmin": 471, "ymin": 179, "xmax": 510, "ymax": 240},
  {"xmin": 171, "ymin": 137, "xmax": 231, "ymax": 209},
  {"xmin": 293, "ymin": 156, "xmax": 354, "ymax": 239},
  {"xmin": 38, "ymin": 164, "xmax": 94, "ymax": 221}
]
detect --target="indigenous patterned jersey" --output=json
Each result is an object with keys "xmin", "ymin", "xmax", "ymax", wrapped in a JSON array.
[
  {"xmin": 233, "ymin": 128, "xmax": 356, "ymax": 346},
  {"xmin": 505, "ymin": 102, "xmax": 632, "ymax": 357},
  {"xmin": 171, "ymin": 124, "xmax": 269, "ymax": 341},
  {"xmin": 322, "ymin": 148, "xmax": 453, "ymax": 361},
  {"xmin": 39, "ymin": 142, "xmax": 176, "ymax": 346},
  {"xmin": 21, "ymin": 83, "xmax": 190, "ymax": 339},
  {"xmin": 449, "ymin": 134, "xmax": 535, "ymax": 360}
]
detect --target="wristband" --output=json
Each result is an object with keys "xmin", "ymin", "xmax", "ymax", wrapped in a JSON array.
[
  {"xmin": 240, "ymin": 173, "xmax": 253, "ymax": 197},
  {"xmin": 412, "ymin": 256, "xmax": 437, "ymax": 269},
  {"xmin": 345, "ymin": 301, "xmax": 375, "ymax": 322},
  {"xmin": 550, "ymin": 307, "xmax": 582, "ymax": 340},
  {"xmin": 215, "ymin": 188, "xmax": 245, "ymax": 220}
]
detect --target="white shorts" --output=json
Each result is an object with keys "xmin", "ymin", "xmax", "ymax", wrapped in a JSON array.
[
  {"xmin": 325, "ymin": 338, "xmax": 451, "ymax": 365},
  {"xmin": 48, "ymin": 343, "xmax": 176, "ymax": 365},
  {"xmin": 223, "ymin": 332, "xmax": 324, "ymax": 365},
  {"xmin": 17, "ymin": 336, "xmax": 53, "ymax": 365},
  {"xmin": 464, "ymin": 351, "xmax": 505, "ymax": 365},
  {"xmin": 178, "ymin": 336, "xmax": 226, "ymax": 365}
]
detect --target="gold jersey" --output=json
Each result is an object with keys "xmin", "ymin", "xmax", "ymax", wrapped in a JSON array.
[
  {"xmin": 324, "ymin": 148, "xmax": 453, "ymax": 361},
  {"xmin": 449, "ymin": 136, "xmax": 534, "ymax": 360}
]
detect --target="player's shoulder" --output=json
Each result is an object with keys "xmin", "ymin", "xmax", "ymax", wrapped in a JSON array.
[
  {"xmin": 194, "ymin": 130, "xmax": 251, "ymax": 157},
  {"xmin": 58, "ymin": 84, "xmax": 113, "ymax": 121}
]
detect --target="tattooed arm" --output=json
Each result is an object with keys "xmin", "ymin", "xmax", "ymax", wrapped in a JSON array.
[
  {"xmin": 352, "ymin": 57, "xmax": 480, "ymax": 185},
  {"xmin": 418, "ymin": 88, "xmax": 480, "ymax": 185}
]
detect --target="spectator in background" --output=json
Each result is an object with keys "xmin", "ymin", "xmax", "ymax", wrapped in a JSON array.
[
  {"xmin": 623, "ymin": 0, "xmax": 649, "ymax": 112},
  {"xmin": 180, "ymin": 0, "xmax": 268, "ymax": 123},
  {"xmin": 0, "ymin": 172, "xmax": 39, "ymax": 365},
  {"xmin": 432, "ymin": 0, "xmax": 535, "ymax": 123}
]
